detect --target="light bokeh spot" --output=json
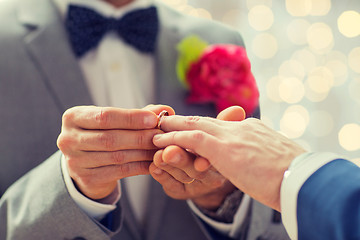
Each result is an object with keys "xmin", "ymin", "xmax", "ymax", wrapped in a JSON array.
[
  {"xmin": 337, "ymin": 11, "xmax": 360, "ymax": 38},
  {"xmin": 280, "ymin": 105, "xmax": 309, "ymax": 139},
  {"xmin": 247, "ymin": 0, "xmax": 272, "ymax": 9},
  {"xmin": 305, "ymin": 80, "xmax": 329, "ymax": 102},
  {"xmin": 286, "ymin": 0, "xmax": 312, "ymax": 16},
  {"xmin": 307, "ymin": 22, "xmax": 334, "ymax": 53},
  {"xmin": 348, "ymin": 47, "xmax": 360, "ymax": 74},
  {"xmin": 279, "ymin": 60, "xmax": 306, "ymax": 79},
  {"xmin": 310, "ymin": 0, "xmax": 331, "ymax": 16},
  {"xmin": 339, "ymin": 124, "xmax": 360, "ymax": 151},
  {"xmin": 252, "ymin": 33, "xmax": 278, "ymax": 59},
  {"xmin": 287, "ymin": 19, "xmax": 311, "ymax": 45},
  {"xmin": 291, "ymin": 49, "xmax": 317, "ymax": 73},
  {"xmin": 248, "ymin": 5, "xmax": 274, "ymax": 31},
  {"xmin": 325, "ymin": 60, "xmax": 348, "ymax": 86},
  {"xmin": 306, "ymin": 67, "xmax": 334, "ymax": 94},
  {"xmin": 279, "ymin": 77, "xmax": 305, "ymax": 104}
]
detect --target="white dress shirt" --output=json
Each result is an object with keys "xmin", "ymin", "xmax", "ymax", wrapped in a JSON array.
[
  {"xmin": 281, "ymin": 152, "xmax": 345, "ymax": 240},
  {"xmin": 54, "ymin": 0, "xmax": 156, "ymax": 224},
  {"xmin": 53, "ymin": 0, "xmax": 249, "ymax": 236}
]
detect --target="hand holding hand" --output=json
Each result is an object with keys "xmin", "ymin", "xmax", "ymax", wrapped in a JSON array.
[
  {"xmin": 153, "ymin": 106, "xmax": 306, "ymax": 212},
  {"xmin": 150, "ymin": 146, "xmax": 235, "ymax": 210},
  {"xmin": 57, "ymin": 105, "xmax": 174, "ymax": 200},
  {"xmin": 150, "ymin": 107, "xmax": 246, "ymax": 210}
]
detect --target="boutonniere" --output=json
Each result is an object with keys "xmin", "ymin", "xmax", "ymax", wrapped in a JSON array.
[{"xmin": 176, "ymin": 35, "xmax": 259, "ymax": 117}]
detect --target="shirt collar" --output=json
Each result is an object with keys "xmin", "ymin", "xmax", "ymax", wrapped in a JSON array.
[{"xmin": 52, "ymin": 0, "xmax": 154, "ymax": 19}]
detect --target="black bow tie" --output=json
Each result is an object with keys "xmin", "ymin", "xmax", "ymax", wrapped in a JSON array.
[{"xmin": 65, "ymin": 5, "xmax": 159, "ymax": 58}]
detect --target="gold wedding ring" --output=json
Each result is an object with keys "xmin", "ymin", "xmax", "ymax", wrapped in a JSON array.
[
  {"xmin": 157, "ymin": 110, "xmax": 169, "ymax": 129},
  {"xmin": 184, "ymin": 178, "xmax": 195, "ymax": 184}
]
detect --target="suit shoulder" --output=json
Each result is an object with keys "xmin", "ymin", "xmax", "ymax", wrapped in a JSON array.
[{"xmin": 155, "ymin": 1, "xmax": 244, "ymax": 46}]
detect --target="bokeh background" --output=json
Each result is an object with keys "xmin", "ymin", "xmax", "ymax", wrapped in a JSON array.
[{"xmin": 162, "ymin": 0, "xmax": 360, "ymax": 161}]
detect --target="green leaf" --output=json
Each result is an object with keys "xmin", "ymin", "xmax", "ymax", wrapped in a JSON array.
[{"xmin": 176, "ymin": 35, "xmax": 208, "ymax": 88}]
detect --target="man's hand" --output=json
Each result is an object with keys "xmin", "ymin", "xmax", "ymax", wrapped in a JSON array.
[
  {"xmin": 57, "ymin": 105, "xmax": 174, "ymax": 200},
  {"xmin": 150, "ymin": 146, "xmax": 235, "ymax": 210},
  {"xmin": 152, "ymin": 106, "xmax": 306, "ymax": 212},
  {"xmin": 149, "ymin": 106, "xmax": 246, "ymax": 210}
]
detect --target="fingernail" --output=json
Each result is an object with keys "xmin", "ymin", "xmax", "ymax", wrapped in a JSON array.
[
  {"xmin": 144, "ymin": 115, "xmax": 157, "ymax": 127},
  {"xmin": 153, "ymin": 168, "xmax": 163, "ymax": 175}
]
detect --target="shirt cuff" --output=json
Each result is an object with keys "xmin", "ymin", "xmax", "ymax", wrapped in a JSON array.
[
  {"xmin": 187, "ymin": 194, "xmax": 251, "ymax": 238},
  {"xmin": 280, "ymin": 152, "xmax": 344, "ymax": 240},
  {"xmin": 61, "ymin": 154, "xmax": 121, "ymax": 220}
]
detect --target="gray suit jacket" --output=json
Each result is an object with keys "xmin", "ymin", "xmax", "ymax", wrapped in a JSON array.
[{"xmin": 0, "ymin": 0, "xmax": 289, "ymax": 239}]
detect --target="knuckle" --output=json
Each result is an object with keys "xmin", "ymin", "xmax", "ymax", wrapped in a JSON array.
[
  {"xmin": 136, "ymin": 132, "xmax": 146, "ymax": 147},
  {"xmin": 62, "ymin": 108, "xmax": 76, "ymax": 124},
  {"xmin": 184, "ymin": 116, "xmax": 201, "ymax": 127},
  {"xmin": 99, "ymin": 132, "xmax": 116, "ymax": 150},
  {"xmin": 123, "ymin": 111, "xmax": 136, "ymax": 128},
  {"xmin": 191, "ymin": 130, "xmax": 205, "ymax": 141},
  {"xmin": 111, "ymin": 151, "xmax": 126, "ymax": 164},
  {"xmin": 117, "ymin": 163, "xmax": 130, "ymax": 175},
  {"xmin": 57, "ymin": 134, "xmax": 74, "ymax": 152},
  {"xmin": 95, "ymin": 108, "xmax": 111, "ymax": 128}
]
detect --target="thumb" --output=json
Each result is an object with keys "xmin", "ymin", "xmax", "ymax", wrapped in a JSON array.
[{"xmin": 217, "ymin": 106, "xmax": 246, "ymax": 121}]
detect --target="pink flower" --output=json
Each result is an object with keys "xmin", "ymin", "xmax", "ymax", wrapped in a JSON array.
[{"xmin": 186, "ymin": 45, "xmax": 259, "ymax": 116}]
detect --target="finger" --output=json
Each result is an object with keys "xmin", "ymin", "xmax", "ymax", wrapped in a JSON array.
[
  {"xmin": 70, "ymin": 161, "xmax": 152, "ymax": 184},
  {"xmin": 153, "ymin": 130, "xmax": 220, "ymax": 161},
  {"xmin": 142, "ymin": 104, "xmax": 176, "ymax": 116},
  {"xmin": 162, "ymin": 146, "xmax": 223, "ymax": 184},
  {"xmin": 161, "ymin": 146, "xmax": 201, "ymax": 179},
  {"xmin": 75, "ymin": 129, "xmax": 162, "ymax": 151},
  {"xmin": 67, "ymin": 150, "xmax": 156, "ymax": 169},
  {"xmin": 159, "ymin": 115, "xmax": 223, "ymax": 136},
  {"xmin": 217, "ymin": 106, "xmax": 246, "ymax": 121},
  {"xmin": 194, "ymin": 157, "xmax": 211, "ymax": 172},
  {"xmin": 149, "ymin": 163, "xmax": 187, "ymax": 199},
  {"xmin": 62, "ymin": 106, "xmax": 158, "ymax": 130},
  {"xmin": 71, "ymin": 161, "xmax": 151, "ymax": 199},
  {"xmin": 153, "ymin": 149, "xmax": 195, "ymax": 183}
]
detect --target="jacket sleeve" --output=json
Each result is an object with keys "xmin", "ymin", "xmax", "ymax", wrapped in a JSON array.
[
  {"xmin": 0, "ymin": 151, "xmax": 123, "ymax": 240},
  {"xmin": 281, "ymin": 152, "xmax": 360, "ymax": 240}
]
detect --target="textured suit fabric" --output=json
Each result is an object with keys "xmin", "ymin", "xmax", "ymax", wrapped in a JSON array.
[
  {"xmin": 297, "ymin": 159, "xmax": 360, "ymax": 240},
  {"xmin": 0, "ymin": 0, "xmax": 286, "ymax": 239}
]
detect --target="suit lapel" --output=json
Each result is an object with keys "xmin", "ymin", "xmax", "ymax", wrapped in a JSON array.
[{"xmin": 18, "ymin": 0, "xmax": 93, "ymax": 113}]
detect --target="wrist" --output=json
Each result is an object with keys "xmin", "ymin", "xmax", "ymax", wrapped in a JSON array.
[
  {"xmin": 192, "ymin": 181, "xmax": 236, "ymax": 210},
  {"xmin": 196, "ymin": 189, "xmax": 244, "ymax": 223}
]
